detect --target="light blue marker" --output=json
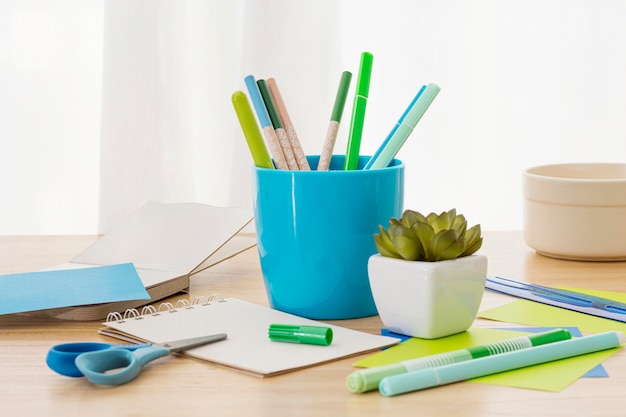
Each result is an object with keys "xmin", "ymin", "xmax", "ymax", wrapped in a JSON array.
[
  {"xmin": 363, "ymin": 85, "xmax": 426, "ymax": 170},
  {"xmin": 379, "ymin": 331, "xmax": 625, "ymax": 396},
  {"xmin": 244, "ymin": 75, "xmax": 272, "ymax": 128},
  {"xmin": 368, "ymin": 83, "xmax": 441, "ymax": 170}
]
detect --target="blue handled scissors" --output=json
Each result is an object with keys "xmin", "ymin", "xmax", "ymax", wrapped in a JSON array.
[
  {"xmin": 47, "ymin": 341, "xmax": 153, "ymax": 377},
  {"xmin": 47, "ymin": 333, "xmax": 227, "ymax": 386}
]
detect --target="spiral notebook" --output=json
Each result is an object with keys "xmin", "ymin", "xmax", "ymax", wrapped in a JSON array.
[{"xmin": 99, "ymin": 295, "xmax": 401, "ymax": 377}]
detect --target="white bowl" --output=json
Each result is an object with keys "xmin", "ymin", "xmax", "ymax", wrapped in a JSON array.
[{"xmin": 523, "ymin": 163, "xmax": 626, "ymax": 261}]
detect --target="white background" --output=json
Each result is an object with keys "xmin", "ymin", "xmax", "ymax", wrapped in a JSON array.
[{"xmin": 2, "ymin": 0, "xmax": 625, "ymax": 235}]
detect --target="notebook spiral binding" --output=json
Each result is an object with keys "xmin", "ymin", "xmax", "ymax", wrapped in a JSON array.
[{"xmin": 105, "ymin": 293, "xmax": 226, "ymax": 323}]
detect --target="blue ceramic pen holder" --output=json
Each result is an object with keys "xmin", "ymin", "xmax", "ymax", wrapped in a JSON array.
[{"xmin": 252, "ymin": 155, "xmax": 404, "ymax": 319}]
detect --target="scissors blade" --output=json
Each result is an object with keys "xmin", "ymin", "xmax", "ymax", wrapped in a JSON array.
[{"xmin": 159, "ymin": 333, "xmax": 227, "ymax": 352}]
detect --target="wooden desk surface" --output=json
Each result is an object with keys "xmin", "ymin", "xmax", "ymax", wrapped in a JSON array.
[{"xmin": 1, "ymin": 232, "xmax": 626, "ymax": 416}]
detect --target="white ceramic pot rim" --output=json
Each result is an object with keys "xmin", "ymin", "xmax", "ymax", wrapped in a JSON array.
[{"xmin": 368, "ymin": 253, "xmax": 482, "ymax": 269}]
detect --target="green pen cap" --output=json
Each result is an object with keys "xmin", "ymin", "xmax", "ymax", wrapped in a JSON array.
[
  {"xmin": 268, "ymin": 324, "xmax": 333, "ymax": 346},
  {"xmin": 529, "ymin": 328, "xmax": 572, "ymax": 346},
  {"xmin": 356, "ymin": 52, "xmax": 373, "ymax": 97}
]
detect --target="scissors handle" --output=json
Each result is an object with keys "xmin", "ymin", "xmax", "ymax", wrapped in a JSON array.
[{"xmin": 75, "ymin": 345, "xmax": 170, "ymax": 386}]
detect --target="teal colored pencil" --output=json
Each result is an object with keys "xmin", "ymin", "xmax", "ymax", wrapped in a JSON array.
[{"xmin": 344, "ymin": 52, "xmax": 373, "ymax": 170}]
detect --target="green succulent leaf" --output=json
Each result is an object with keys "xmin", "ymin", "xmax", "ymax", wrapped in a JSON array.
[
  {"xmin": 392, "ymin": 234, "xmax": 421, "ymax": 260},
  {"xmin": 464, "ymin": 224, "xmax": 482, "ymax": 248},
  {"xmin": 388, "ymin": 218, "xmax": 406, "ymax": 238},
  {"xmin": 462, "ymin": 224, "xmax": 483, "ymax": 256},
  {"xmin": 377, "ymin": 225, "xmax": 393, "ymax": 245},
  {"xmin": 400, "ymin": 209, "xmax": 427, "ymax": 228},
  {"xmin": 437, "ymin": 238, "xmax": 467, "ymax": 261},
  {"xmin": 374, "ymin": 230, "xmax": 402, "ymax": 259},
  {"xmin": 451, "ymin": 214, "xmax": 467, "ymax": 237},
  {"xmin": 462, "ymin": 236, "xmax": 483, "ymax": 257},
  {"xmin": 410, "ymin": 221, "xmax": 434, "ymax": 260},
  {"xmin": 428, "ymin": 229, "xmax": 459, "ymax": 261},
  {"xmin": 431, "ymin": 209, "xmax": 456, "ymax": 232}
]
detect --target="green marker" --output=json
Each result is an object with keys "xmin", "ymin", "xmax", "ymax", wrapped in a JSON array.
[
  {"xmin": 346, "ymin": 328, "xmax": 571, "ymax": 394},
  {"xmin": 344, "ymin": 51, "xmax": 373, "ymax": 170},
  {"xmin": 268, "ymin": 324, "xmax": 333, "ymax": 346},
  {"xmin": 231, "ymin": 90, "xmax": 274, "ymax": 169}
]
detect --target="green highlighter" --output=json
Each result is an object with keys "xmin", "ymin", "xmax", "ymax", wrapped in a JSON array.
[
  {"xmin": 346, "ymin": 328, "xmax": 571, "ymax": 394},
  {"xmin": 231, "ymin": 90, "xmax": 275, "ymax": 169},
  {"xmin": 344, "ymin": 51, "xmax": 373, "ymax": 170}
]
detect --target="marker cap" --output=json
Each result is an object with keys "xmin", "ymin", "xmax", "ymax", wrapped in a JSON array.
[
  {"xmin": 529, "ymin": 328, "xmax": 572, "ymax": 346},
  {"xmin": 356, "ymin": 52, "xmax": 373, "ymax": 97},
  {"xmin": 268, "ymin": 324, "xmax": 333, "ymax": 346}
]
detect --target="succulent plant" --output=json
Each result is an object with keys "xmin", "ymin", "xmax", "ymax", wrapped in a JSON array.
[{"xmin": 374, "ymin": 208, "xmax": 482, "ymax": 262}]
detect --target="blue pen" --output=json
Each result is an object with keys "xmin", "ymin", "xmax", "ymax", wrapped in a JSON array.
[
  {"xmin": 363, "ymin": 85, "xmax": 426, "ymax": 170},
  {"xmin": 244, "ymin": 75, "xmax": 288, "ymax": 170},
  {"xmin": 368, "ymin": 83, "xmax": 441, "ymax": 170}
]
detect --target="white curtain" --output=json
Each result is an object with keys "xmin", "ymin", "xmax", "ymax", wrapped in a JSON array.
[
  {"xmin": 1, "ymin": 0, "xmax": 103, "ymax": 234},
  {"xmin": 3, "ymin": 0, "xmax": 626, "ymax": 234},
  {"xmin": 98, "ymin": 0, "xmax": 347, "ymax": 232}
]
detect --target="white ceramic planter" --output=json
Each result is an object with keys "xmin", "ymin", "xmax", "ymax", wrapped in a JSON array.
[{"xmin": 368, "ymin": 254, "xmax": 488, "ymax": 339}]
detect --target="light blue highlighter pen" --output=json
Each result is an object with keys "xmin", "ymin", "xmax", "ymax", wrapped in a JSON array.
[
  {"xmin": 347, "ymin": 328, "xmax": 570, "ymax": 393},
  {"xmin": 367, "ymin": 83, "xmax": 440, "ymax": 170},
  {"xmin": 363, "ymin": 85, "xmax": 426, "ymax": 170},
  {"xmin": 379, "ymin": 330, "xmax": 625, "ymax": 397}
]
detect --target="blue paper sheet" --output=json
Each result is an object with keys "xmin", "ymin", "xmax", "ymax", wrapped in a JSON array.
[{"xmin": 0, "ymin": 263, "xmax": 150, "ymax": 315}]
